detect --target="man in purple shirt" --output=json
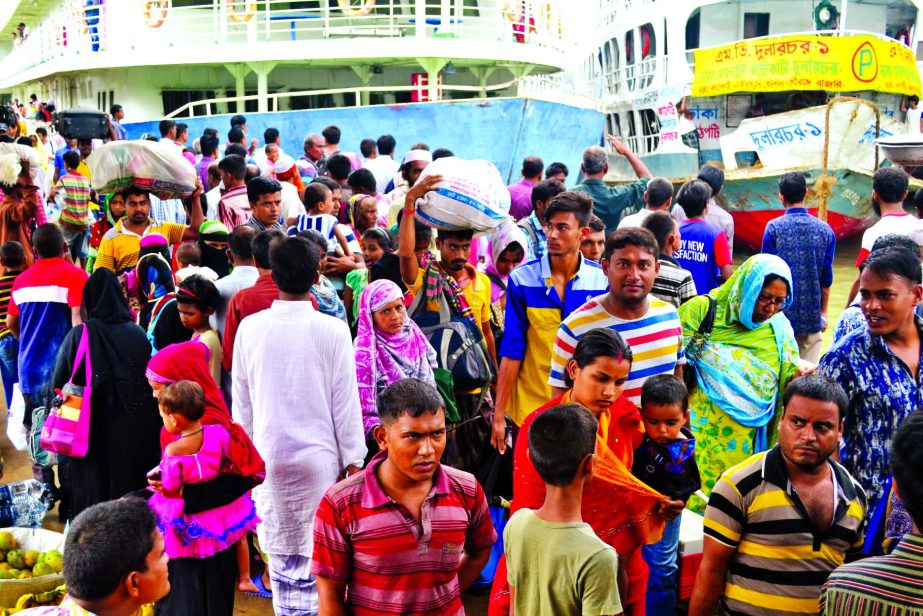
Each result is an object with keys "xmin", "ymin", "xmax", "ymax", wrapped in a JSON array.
[
  {"xmin": 507, "ymin": 156, "xmax": 543, "ymax": 221},
  {"xmin": 197, "ymin": 134, "xmax": 219, "ymax": 189}
]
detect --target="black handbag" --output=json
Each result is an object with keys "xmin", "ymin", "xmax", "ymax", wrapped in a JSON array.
[{"xmin": 682, "ymin": 295, "xmax": 716, "ymax": 392}]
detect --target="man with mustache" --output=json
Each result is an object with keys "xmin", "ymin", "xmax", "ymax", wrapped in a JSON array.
[
  {"xmin": 399, "ymin": 176, "xmax": 497, "ymax": 472},
  {"xmin": 550, "ymin": 227, "xmax": 685, "ymax": 407},
  {"xmin": 820, "ymin": 245, "xmax": 923, "ymax": 521},
  {"xmin": 690, "ymin": 375, "xmax": 867, "ymax": 616}
]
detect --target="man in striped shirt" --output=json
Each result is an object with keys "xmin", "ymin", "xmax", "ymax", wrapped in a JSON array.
[
  {"xmin": 690, "ymin": 376, "xmax": 867, "ymax": 616},
  {"xmin": 312, "ymin": 378, "xmax": 496, "ymax": 615},
  {"xmin": 549, "ymin": 226, "xmax": 684, "ymax": 406},
  {"xmin": 821, "ymin": 411, "xmax": 923, "ymax": 615}
]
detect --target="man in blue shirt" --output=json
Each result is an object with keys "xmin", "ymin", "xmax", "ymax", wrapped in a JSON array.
[
  {"xmin": 52, "ymin": 137, "xmax": 77, "ymax": 184},
  {"xmin": 762, "ymin": 172, "xmax": 836, "ymax": 362},
  {"xmin": 820, "ymin": 246, "xmax": 923, "ymax": 522},
  {"xmin": 673, "ymin": 180, "xmax": 733, "ymax": 293},
  {"xmin": 109, "ymin": 104, "xmax": 127, "ymax": 141}
]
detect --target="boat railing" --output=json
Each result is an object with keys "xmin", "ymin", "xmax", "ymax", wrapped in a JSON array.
[
  {"xmin": 0, "ymin": 0, "xmax": 575, "ymax": 82},
  {"xmin": 163, "ymin": 74, "xmax": 604, "ymax": 119}
]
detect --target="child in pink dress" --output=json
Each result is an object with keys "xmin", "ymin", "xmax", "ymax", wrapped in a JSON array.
[{"xmin": 147, "ymin": 380, "xmax": 259, "ymax": 614}]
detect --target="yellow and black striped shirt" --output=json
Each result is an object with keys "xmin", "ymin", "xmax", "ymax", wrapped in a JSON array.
[{"xmin": 704, "ymin": 446, "xmax": 867, "ymax": 615}]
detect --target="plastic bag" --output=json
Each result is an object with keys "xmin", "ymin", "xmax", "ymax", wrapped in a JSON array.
[
  {"xmin": 86, "ymin": 140, "xmax": 196, "ymax": 199},
  {"xmin": 413, "ymin": 157, "xmax": 510, "ymax": 232},
  {"xmin": 6, "ymin": 385, "xmax": 27, "ymax": 452},
  {"xmin": 0, "ymin": 481, "xmax": 51, "ymax": 529}
]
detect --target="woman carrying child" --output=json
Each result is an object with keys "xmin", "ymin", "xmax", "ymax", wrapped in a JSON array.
[
  {"xmin": 147, "ymin": 341, "xmax": 266, "ymax": 612},
  {"xmin": 148, "ymin": 380, "xmax": 260, "ymax": 616}
]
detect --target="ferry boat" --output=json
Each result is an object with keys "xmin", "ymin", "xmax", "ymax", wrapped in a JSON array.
[
  {"xmin": 0, "ymin": 0, "xmax": 606, "ymax": 181},
  {"xmin": 573, "ymin": 0, "xmax": 923, "ymax": 249},
  {"xmin": 1, "ymin": 0, "xmax": 922, "ymax": 248}
]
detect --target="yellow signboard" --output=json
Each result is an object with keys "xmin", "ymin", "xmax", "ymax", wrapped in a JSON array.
[{"xmin": 692, "ymin": 34, "xmax": 921, "ymax": 97}]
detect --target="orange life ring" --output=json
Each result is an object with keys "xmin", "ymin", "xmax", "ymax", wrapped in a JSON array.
[
  {"xmin": 144, "ymin": 0, "xmax": 169, "ymax": 28},
  {"xmin": 227, "ymin": 0, "xmax": 256, "ymax": 23},
  {"xmin": 336, "ymin": 0, "xmax": 376, "ymax": 18}
]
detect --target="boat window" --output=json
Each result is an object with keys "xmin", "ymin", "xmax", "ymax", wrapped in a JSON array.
[
  {"xmin": 625, "ymin": 31, "xmax": 634, "ymax": 66},
  {"xmin": 686, "ymin": 9, "xmax": 700, "ymax": 50},
  {"xmin": 161, "ymin": 90, "xmax": 218, "ymax": 118},
  {"xmin": 640, "ymin": 108, "xmax": 660, "ymax": 154},
  {"xmin": 743, "ymin": 13, "xmax": 770, "ymax": 39},
  {"xmin": 640, "ymin": 24, "xmax": 655, "ymax": 59},
  {"xmin": 734, "ymin": 151, "xmax": 762, "ymax": 168},
  {"xmin": 607, "ymin": 113, "xmax": 623, "ymax": 139}
]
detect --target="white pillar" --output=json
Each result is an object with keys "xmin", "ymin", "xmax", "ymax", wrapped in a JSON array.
[{"xmin": 248, "ymin": 61, "xmax": 278, "ymax": 113}]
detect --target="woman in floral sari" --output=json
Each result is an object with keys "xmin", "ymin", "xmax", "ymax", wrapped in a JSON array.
[{"xmin": 679, "ymin": 254, "xmax": 800, "ymax": 509}]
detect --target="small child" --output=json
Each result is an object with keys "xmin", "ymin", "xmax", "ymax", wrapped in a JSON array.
[
  {"xmin": 175, "ymin": 275, "xmax": 223, "ymax": 385},
  {"xmin": 147, "ymin": 381, "xmax": 260, "ymax": 605},
  {"xmin": 0, "ymin": 241, "xmax": 23, "ymax": 411},
  {"xmin": 344, "ymin": 228, "xmax": 394, "ymax": 327},
  {"xmin": 48, "ymin": 150, "xmax": 92, "ymax": 267},
  {"xmin": 504, "ymin": 403, "xmax": 623, "ymax": 616},
  {"xmin": 175, "ymin": 243, "xmax": 219, "ymax": 283},
  {"xmin": 264, "ymin": 143, "xmax": 279, "ymax": 166},
  {"xmin": 633, "ymin": 374, "xmax": 701, "ymax": 615},
  {"xmin": 288, "ymin": 183, "xmax": 351, "ymax": 256}
]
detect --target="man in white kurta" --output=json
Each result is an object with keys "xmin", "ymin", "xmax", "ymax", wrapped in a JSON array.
[{"xmin": 232, "ymin": 235, "xmax": 366, "ymax": 616}]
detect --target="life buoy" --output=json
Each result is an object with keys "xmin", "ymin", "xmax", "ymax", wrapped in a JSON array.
[
  {"xmin": 144, "ymin": 0, "xmax": 169, "ymax": 28},
  {"xmin": 227, "ymin": 0, "xmax": 256, "ymax": 23},
  {"xmin": 336, "ymin": 0, "xmax": 376, "ymax": 18}
]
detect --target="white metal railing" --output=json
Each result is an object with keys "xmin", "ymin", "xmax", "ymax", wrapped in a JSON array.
[
  {"xmin": 0, "ymin": 0, "xmax": 574, "ymax": 82},
  {"xmin": 163, "ymin": 74, "xmax": 604, "ymax": 118}
]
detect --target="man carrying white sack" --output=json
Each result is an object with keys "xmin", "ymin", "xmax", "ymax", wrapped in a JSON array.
[
  {"xmin": 398, "ymin": 174, "xmax": 498, "ymax": 474},
  {"xmin": 386, "ymin": 149, "xmax": 432, "ymax": 225}
]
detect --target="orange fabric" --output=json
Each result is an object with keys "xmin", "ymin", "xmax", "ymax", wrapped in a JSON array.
[{"xmin": 489, "ymin": 393, "xmax": 666, "ymax": 616}]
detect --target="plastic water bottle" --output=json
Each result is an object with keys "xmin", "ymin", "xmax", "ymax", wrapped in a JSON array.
[{"xmin": 0, "ymin": 480, "xmax": 50, "ymax": 528}]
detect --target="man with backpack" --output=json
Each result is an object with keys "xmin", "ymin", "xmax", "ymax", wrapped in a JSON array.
[{"xmin": 398, "ymin": 175, "xmax": 497, "ymax": 473}]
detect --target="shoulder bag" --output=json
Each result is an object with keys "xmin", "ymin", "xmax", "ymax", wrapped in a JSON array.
[
  {"xmin": 682, "ymin": 295, "xmax": 716, "ymax": 392},
  {"xmin": 40, "ymin": 325, "xmax": 92, "ymax": 457}
]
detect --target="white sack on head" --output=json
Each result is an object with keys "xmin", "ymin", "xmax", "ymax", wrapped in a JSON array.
[
  {"xmin": 413, "ymin": 157, "xmax": 510, "ymax": 232},
  {"xmin": 87, "ymin": 140, "xmax": 197, "ymax": 199}
]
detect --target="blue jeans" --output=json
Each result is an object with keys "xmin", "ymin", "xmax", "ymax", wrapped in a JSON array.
[
  {"xmin": 642, "ymin": 515, "xmax": 681, "ymax": 615},
  {"xmin": 0, "ymin": 335, "xmax": 18, "ymax": 409}
]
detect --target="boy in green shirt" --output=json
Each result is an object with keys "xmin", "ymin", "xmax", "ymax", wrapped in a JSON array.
[{"xmin": 504, "ymin": 403, "xmax": 623, "ymax": 616}]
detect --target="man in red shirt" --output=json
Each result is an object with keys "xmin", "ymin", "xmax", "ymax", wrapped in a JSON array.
[
  {"xmin": 8, "ymin": 224, "xmax": 87, "ymax": 501},
  {"xmin": 221, "ymin": 228, "xmax": 284, "ymax": 372},
  {"xmin": 313, "ymin": 378, "xmax": 496, "ymax": 616}
]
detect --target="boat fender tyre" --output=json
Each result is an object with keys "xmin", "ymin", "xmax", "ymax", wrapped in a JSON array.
[
  {"xmin": 227, "ymin": 0, "xmax": 257, "ymax": 23},
  {"xmin": 336, "ymin": 0, "xmax": 376, "ymax": 18},
  {"xmin": 144, "ymin": 0, "xmax": 170, "ymax": 28}
]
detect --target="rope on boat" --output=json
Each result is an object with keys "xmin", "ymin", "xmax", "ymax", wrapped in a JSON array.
[{"xmin": 816, "ymin": 96, "xmax": 881, "ymax": 221}]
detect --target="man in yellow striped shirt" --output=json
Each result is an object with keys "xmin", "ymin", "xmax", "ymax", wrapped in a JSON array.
[{"xmin": 689, "ymin": 375, "xmax": 866, "ymax": 616}]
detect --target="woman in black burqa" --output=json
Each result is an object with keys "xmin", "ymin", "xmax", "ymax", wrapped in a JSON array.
[{"xmin": 52, "ymin": 268, "xmax": 162, "ymax": 520}]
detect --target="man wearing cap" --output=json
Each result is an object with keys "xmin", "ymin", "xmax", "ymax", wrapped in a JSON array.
[
  {"xmin": 94, "ymin": 181, "xmax": 204, "ymax": 273},
  {"xmin": 387, "ymin": 149, "xmax": 433, "ymax": 225},
  {"xmin": 273, "ymin": 154, "xmax": 307, "ymax": 223}
]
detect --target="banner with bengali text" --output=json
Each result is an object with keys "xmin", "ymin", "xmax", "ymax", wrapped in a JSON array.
[{"xmin": 692, "ymin": 34, "xmax": 921, "ymax": 97}]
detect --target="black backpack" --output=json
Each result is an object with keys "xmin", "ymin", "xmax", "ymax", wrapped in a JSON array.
[{"xmin": 408, "ymin": 265, "xmax": 495, "ymax": 392}]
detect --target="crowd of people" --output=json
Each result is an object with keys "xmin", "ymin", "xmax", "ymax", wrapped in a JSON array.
[{"xmin": 0, "ymin": 108, "xmax": 920, "ymax": 616}]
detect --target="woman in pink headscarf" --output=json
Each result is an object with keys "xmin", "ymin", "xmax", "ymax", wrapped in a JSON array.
[
  {"xmin": 479, "ymin": 219, "xmax": 528, "ymax": 347},
  {"xmin": 354, "ymin": 279, "xmax": 436, "ymax": 447}
]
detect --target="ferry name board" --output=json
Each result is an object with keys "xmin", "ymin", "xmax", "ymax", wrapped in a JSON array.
[{"xmin": 692, "ymin": 34, "xmax": 921, "ymax": 97}]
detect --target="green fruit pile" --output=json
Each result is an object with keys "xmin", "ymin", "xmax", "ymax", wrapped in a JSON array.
[{"xmin": 0, "ymin": 532, "xmax": 61, "ymax": 580}]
